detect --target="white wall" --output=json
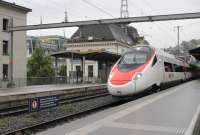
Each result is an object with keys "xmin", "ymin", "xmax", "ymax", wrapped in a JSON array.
[
  {"xmin": 0, "ymin": 5, "xmax": 28, "ymax": 87},
  {"xmin": 66, "ymin": 59, "xmax": 98, "ymax": 78}
]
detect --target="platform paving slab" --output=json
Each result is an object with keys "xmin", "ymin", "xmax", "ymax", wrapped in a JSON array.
[{"xmin": 36, "ymin": 80, "xmax": 200, "ymax": 135}]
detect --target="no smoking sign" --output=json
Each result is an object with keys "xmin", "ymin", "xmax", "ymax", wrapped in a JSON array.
[{"xmin": 29, "ymin": 98, "xmax": 39, "ymax": 112}]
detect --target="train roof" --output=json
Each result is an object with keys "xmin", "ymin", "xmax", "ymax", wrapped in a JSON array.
[
  {"xmin": 155, "ymin": 48, "xmax": 189, "ymax": 66},
  {"xmin": 133, "ymin": 45, "xmax": 188, "ymax": 65}
]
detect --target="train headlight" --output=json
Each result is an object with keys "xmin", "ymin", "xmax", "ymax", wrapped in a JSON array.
[
  {"xmin": 134, "ymin": 73, "xmax": 143, "ymax": 80},
  {"xmin": 108, "ymin": 73, "xmax": 113, "ymax": 80}
]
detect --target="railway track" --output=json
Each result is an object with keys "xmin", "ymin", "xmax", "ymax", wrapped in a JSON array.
[
  {"xmin": 2, "ymin": 86, "xmax": 167, "ymax": 135},
  {"xmin": 0, "ymin": 88, "xmax": 117, "ymax": 135},
  {"xmin": 5, "ymin": 96, "xmax": 116, "ymax": 135},
  {"xmin": 0, "ymin": 84, "xmax": 170, "ymax": 135},
  {"xmin": 0, "ymin": 88, "xmax": 108, "ymax": 117}
]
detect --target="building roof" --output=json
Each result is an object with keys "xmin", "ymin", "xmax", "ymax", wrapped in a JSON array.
[
  {"xmin": 50, "ymin": 50, "xmax": 121, "ymax": 63},
  {"xmin": 0, "ymin": 0, "xmax": 32, "ymax": 13},
  {"xmin": 70, "ymin": 24, "xmax": 140, "ymax": 45}
]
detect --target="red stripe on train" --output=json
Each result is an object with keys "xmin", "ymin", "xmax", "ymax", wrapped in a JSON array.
[{"xmin": 111, "ymin": 64, "xmax": 147, "ymax": 85}]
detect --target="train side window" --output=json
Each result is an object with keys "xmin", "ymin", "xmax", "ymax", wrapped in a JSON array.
[
  {"xmin": 174, "ymin": 64, "xmax": 184, "ymax": 72},
  {"xmin": 164, "ymin": 62, "xmax": 173, "ymax": 72},
  {"xmin": 152, "ymin": 56, "xmax": 157, "ymax": 66},
  {"xmin": 181, "ymin": 66, "xmax": 185, "ymax": 72},
  {"xmin": 174, "ymin": 65, "xmax": 179, "ymax": 72},
  {"xmin": 183, "ymin": 66, "xmax": 189, "ymax": 72},
  {"xmin": 187, "ymin": 67, "xmax": 191, "ymax": 72},
  {"xmin": 172, "ymin": 64, "xmax": 175, "ymax": 72},
  {"xmin": 165, "ymin": 66, "xmax": 170, "ymax": 72}
]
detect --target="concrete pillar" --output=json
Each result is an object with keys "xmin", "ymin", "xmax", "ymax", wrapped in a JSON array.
[
  {"xmin": 55, "ymin": 57, "xmax": 58, "ymax": 77},
  {"xmin": 82, "ymin": 56, "xmax": 86, "ymax": 83},
  {"xmin": 71, "ymin": 52, "xmax": 74, "ymax": 84}
]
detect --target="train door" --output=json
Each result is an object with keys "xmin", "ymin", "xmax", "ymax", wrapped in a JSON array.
[
  {"xmin": 183, "ymin": 63, "xmax": 187, "ymax": 80},
  {"xmin": 151, "ymin": 55, "xmax": 163, "ymax": 86},
  {"xmin": 164, "ymin": 62, "xmax": 175, "ymax": 82},
  {"xmin": 157, "ymin": 55, "xmax": 165, "ymax": 85}
]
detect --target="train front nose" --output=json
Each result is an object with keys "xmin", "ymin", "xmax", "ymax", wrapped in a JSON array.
[
  {"xmin": 107, "ymin": 66, "xmax": 137, "ymax": 96},
  {"xmin": 108, "ymin": 80, "xmax": 136, "ymax": 96}
]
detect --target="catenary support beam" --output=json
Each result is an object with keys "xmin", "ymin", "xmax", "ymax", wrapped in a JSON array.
[{"xmin": 10, "ymin": 12, "xmax": 200, "ymax": 32}]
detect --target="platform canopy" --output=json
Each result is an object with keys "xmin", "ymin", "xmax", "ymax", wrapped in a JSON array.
[
  {"xmin": 50, "ymin": 50, "xmax": 121, "ymax": 63},
  {"xmin": 189, "ymin": 47, "xmax": 200, "ymax": 61}
]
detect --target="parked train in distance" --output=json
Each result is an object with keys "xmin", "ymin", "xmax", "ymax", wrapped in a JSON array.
[{"xmin": 107, "ymin": 45, "xmax": 192, "ymax": 97}]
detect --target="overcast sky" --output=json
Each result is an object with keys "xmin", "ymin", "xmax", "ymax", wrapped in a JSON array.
[{"xmin": 5, "ymin": 0, "xmax": 200, "ymax": 48}]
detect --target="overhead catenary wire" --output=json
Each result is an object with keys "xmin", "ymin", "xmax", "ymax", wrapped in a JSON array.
[
  {"xmin": 132, "ymin": 0, "xmax": 176, "ymax": 29},
  {"xmin": 129, "ymin": 0, "xmax": 177, "ymax": 46},
  {"xmin": 81, "ymin": 0, "xmax": 115, "ymax": 18},
  {"xmin": 46, "ymin": 0, "xmax": 86, "ymax": 20},
  {"xmin": 89, "ymin": 0, "xmax": 117, "ymax": 17},
  {"xmin": 5, "ymin": 0, "xmax": 49, "ymax": 25},
  {"xmin": 17, "ymin": 0, "xmax": 85, "ymax": 22},
  {"xmin": 0, "ymin": 10, "xmax": 40, "ymax": 25}
]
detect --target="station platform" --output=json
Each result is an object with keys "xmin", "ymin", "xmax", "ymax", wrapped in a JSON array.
[
  {"xmin": 36, "ymin": 80, "xmax": 200, "ymax": 135},
  {"xmin": 0, "ymin": 84, "xmax": 106, "ymax": 103}
]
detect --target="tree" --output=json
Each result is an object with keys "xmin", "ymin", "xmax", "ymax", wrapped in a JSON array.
[
  {"xmin": 58, "ymin": 65, "xmax": 67, "ymax": 77},
  {"xmin": 164, "ymin": 39, "xmax": 200, "ymax": 55},
  {"xmin": 27, "ymin": 48, "xmax": 55, "ymax": 78}
]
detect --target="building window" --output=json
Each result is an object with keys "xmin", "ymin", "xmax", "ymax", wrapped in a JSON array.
[
  {"xmin": 3, "ymin": 40, "xmax": 9, "ymax": 55},
  {"xmin": 174, "ymin": 64, "xmax": 184, "ymax": 72},
  {"xmin": 88, "ymin": 65, "xmax": 93, "ymax": 77},
  {"xmin": 3, "ymin": 64, "xmax": 8, "ymax": 80},
  {"xmin": 3, "ymin": 18, "xmax": 9, "ymax": 31},
  {"xmin": 76, "ymin": 65, "xmax": 82, "ymax": 78},
  {"xmin": 27, "ymin": 40, "xmax": 32, "ymax": 55},
  {"xmin": 76, "ymin": 66, "xmax": 81, "ymax": 72}
]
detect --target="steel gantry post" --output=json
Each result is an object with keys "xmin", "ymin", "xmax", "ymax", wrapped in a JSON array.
[
  {"xmin": 9, "ymin": 18, "xmax": 14, "ymax": 87},
  {"xmin": 174, "ymin": 26, "xmax": 182, "ymax": 56}
]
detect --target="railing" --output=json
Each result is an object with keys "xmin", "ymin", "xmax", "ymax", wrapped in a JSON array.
[{"xmin": 0, "ymin": 77, "xmax": 107, "ymax": 88}]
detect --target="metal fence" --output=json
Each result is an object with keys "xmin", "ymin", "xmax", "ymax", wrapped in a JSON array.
[{"xmin": 0, "ymin": 76, "xmax": 107, "ymax": 88}]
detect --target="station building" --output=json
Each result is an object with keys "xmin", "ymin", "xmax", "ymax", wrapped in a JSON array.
[
  {"xmin": 63, "ymin": 24, "xmax": 144, "ymax": 82},
  {"xmin": 0, "ymin": 1, "xmax": 31, "ymax": 88}
]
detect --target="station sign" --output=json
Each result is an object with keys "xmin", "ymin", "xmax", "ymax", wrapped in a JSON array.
[{"xmin": 29, "ymin": 96, "xmax": 59, "ymax": 112}]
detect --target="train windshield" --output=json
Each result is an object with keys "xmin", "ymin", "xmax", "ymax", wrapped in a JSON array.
[{"xmin": 118, "ymin": 47, "xmax": 152, "ymax": 72}]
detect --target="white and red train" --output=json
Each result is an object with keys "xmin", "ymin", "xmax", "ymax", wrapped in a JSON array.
[{"xmin": 108, "ymin": 45, "xmax": 192, "ymax": 97}]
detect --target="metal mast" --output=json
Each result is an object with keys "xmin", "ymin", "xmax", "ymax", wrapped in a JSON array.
[
  {"xmin": 64, "ymin": 11, "xmax": 68, "ymax": 22},
  {"xmin": 175, "ymin": 26, "xmax": 182, "ymax": 56},
  {"xmin": 120, "ymin": 0, "xmax": 129, "ymax": 18}
]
